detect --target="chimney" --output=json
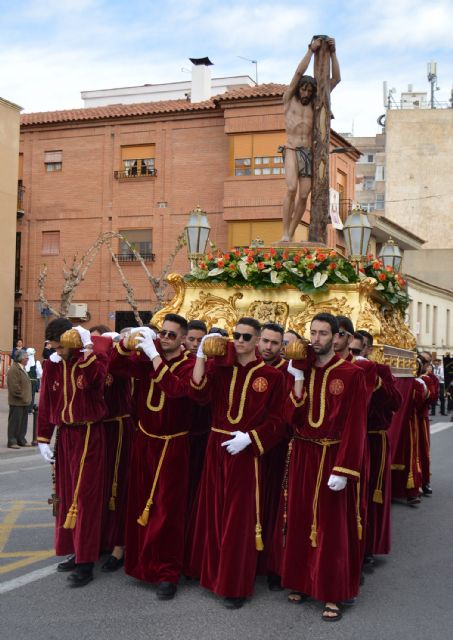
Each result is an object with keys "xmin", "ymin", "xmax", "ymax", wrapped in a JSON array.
[
  {"xmin": 408, "ymin": 84, "xmax": 413, "ymax": 92},
  {"xmin": 189, "ymin": 57, "xmax": 213, "ymax": 103}
]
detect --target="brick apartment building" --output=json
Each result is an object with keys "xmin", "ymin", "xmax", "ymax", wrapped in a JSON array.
[{"xmin": 17, "ymin": 84, "xmax": 359, "ymax": 348}]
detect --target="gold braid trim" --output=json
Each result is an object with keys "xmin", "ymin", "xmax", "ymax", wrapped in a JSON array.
[
  {"xmin": 250, "ymin": 429, "xmax": 264, "ymax": 456},
  {"xmin": 61, "ymin": 360, "xmax": 68, "ymax": 423},
  {"xmin": 37, "ymin": 436, "xmax": 51, "ymax": 443},
  {"xmin": 391, "ymin": 464, "xmax": 405, "ymax": 471},
  {"xmin": 332, "ymin": 466, "xmax": 360, "ymax": 479},
  {"xmin": 369, "ymin": 430, "xmax": 387, "ymax": 504},
  {"xmin": 274, "ymin": 358, "xmax": 286, "ymax": 369},
  {"xmin": 67, "ymin": 361, "xmax": 78, "ymax": 423},
  {"xmin": 309, "ymin": 444, "xmax": 328, "ymax": 548},
  {"xmin": 146, "ymin": 364, "xmax": 169, "ymax": 412},
  {"xmin": 108, "ymin": 417, "xmax": 124, "ymax": 511},
  {"xmin": 63, "ymin": 423, "xmax": 91, "ymax": 529},
  {"xmin": 254, "ymin": 457, "xmax": 264, "ymax": 551},
  {"xmin": 290, "ymin": 389, "xmax": 307, "ymax": 408},
  {"xmin": 79, "ymin": 354, "xmax": 96, "ymax": 369},
  {"xmin": 308, "ymin": 360, "xmax": 343, "ymax": 429},
  {"xmin": 356, "ymin": 479, "xmax": 363, "ymax": 541},
  {"xmin": 406, "ymin": 415, "xmax": 415, "ymax": 489},
  {"xmin": 211, "ymin": 427, "xmax": 233, "ymax": 435},
  {"xmin": 190, "ymin": 376, "xmax": 208, "ymax": 390},
  {"xmin": 227, "ymin": 362, "xmax": 265, "ymax": 425},
  {"xmin": 136, "ymin": 424, "xmax": 189, "ymax": 526},
  {"xmin": 116, "ymin": 342, "xmax": 132, "ymax": 356}
]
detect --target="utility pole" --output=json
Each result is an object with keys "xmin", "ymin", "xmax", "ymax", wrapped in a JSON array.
[{"xmin": 427, "ymin": 61, "xmax": 438, "ymax": 109}]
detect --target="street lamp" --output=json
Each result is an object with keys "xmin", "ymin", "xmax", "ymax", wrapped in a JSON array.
[
  {"xmin": 185, "ymin": 205, "xmax": 211, "ymax": 267},
  {"xmin": 379, "ymin": 237, "xmax": 402, "ymax": 273},
  {"xmin": 342, "ymin": 207, "xmax": 372, "ymax": 265}
]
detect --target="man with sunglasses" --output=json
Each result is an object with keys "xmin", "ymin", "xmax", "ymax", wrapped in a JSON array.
[
  {"xmin": 186, "ymin": 317, "xmax": 286, "ymax": 609},
  {"xmin": 110, "ymin": 313, "xmax": 194, "ymax": 600},
  {"xmin": 280, "ymin": 312, "xmax": 367, "ymax": 621}
]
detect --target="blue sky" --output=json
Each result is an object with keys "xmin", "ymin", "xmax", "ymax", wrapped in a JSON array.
[{"xmin": 1, "ymin": 0, "xmax": 452, "ymax": 135}]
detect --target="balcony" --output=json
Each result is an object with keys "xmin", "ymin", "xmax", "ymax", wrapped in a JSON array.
[
  {"xmin": 17, "ymin": 184, "xmax": 25, "ymax": 218},
  {"xmin": 113, "ymin": 253, "xmax": 156, "ymax": 264},
  {"xmin": 113, "ymin": 168, "xmax": 157, "ymax": 181}
]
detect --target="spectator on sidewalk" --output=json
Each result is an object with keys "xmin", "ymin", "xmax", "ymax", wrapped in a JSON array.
[
  {"xmin": 25, "ymin": 347, "xmax": 43, "ymax": 413},
  {"xmin": 7, "ymin": 349, "xmax": 32, "ymax": 449},
  {"xmin": 42, "ymin": 340, "xmax": 54, "ymax": 360},
  {"xmin": 11, "ymin": 338, "xmax": 24, "ymax": 361}
]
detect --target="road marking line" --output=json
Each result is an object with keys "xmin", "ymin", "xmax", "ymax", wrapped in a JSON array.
[
  {"xmin": 431, "ymin": 422, "xmax": 453, "ymax": 435},
  {"xmin": 0, "ymin": 454, "xmax": 41, "ymax": 465},
  {"xmin": 0, "ymin": 550, "xmax": 55, "ymax": 574},
  {"xmin": 0, "ymin": 465, "xmax": 49, "ymax": 476},
  {"xmin": 0, "ymin": 502, "xmax": 23, "ymax": 552},
  {"xmin": 0, "ymin": 523, "xmax": 53, "ymax": 530},
  {"xmin": 0, "ymin": 563, "xmax": 58, "ymax": 593}
]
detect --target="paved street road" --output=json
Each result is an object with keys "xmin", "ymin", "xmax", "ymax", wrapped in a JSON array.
[{"xmin": 1, "ymin": 418, "xmax": 452, "ymax": 640}]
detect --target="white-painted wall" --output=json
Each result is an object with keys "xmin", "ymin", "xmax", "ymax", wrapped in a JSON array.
[{"xmin": 406, "ymin": 277, "xmax": 453, "ymax": 356}]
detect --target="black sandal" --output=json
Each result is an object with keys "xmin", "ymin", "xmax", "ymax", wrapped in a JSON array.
[
  {"xmin": 287, "ymin": 591, "xmax": 308, "ymax": 603},
  {"xmin": 322, "ymin": 605, "xmax": 342, "ymax": 621}
]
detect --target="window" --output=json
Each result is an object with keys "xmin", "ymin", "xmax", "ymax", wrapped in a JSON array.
[
  {"xmin": 118, "ymin": 229, "xmax": 154, "ymax": 261},
  {"xmin": 363, "ymin": 176, "xmax": 374, "ymax": 190},
  {"xmin": 375, "ymin": 194, "xmax": 385, "ymax": 210},
  {"xmin": 44, "ymin": 150, "xmax": 62, "ymax": 172},
  {"xmin": 426, "ymin": 304, "xmax": 430, "ymax": 333},
  {"xmin": 367, "ymin": 154, "xmax": 374, "ymax": 163},
  {"xmin": 231, "ymin": 133, "xmax": 286, "ymax": 176},
  {"xmin": 120, "ymin": 145, "xmax": 155, "ymax": 177},
  {"xmin": 447, "ymin": 309, "xmax": 450, "ymax": 347},
  {"xmin": 375, "ymin": 165, "xmax": 385, "ymax": 181},
  {"xmin": 433, "ymin": 306, "xmax": 437, "ymax": 345},
  {"xmin": 416, "ymin": 302, "xmax": 422, "ymax": 335},
  {"xmin": 42, "ymin": 231, "xmax": 60, "ymax": 256}
]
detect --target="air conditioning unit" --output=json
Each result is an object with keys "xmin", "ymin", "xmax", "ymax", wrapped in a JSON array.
[{"xmin": 68, "ymin": 303, "xmax": 88, "ymax": 319}]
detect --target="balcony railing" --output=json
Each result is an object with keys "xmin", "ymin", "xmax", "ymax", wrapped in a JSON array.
[
  {"xmin": 17, "ymin": 185, "xmax": 25, "ymax": 216},
  {"xmin": 113, "ymin": 253, "xmax": 156, "ymax": 263},
  {"xmin": 113, "ymin": 168, "xmax": 157, "ymax": 179}
]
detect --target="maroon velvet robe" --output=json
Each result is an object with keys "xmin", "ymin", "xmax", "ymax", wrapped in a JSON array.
[
  {"xmin": 277, "ymin": 354, "xmax": 367, "ymax": 603},
  {"xmin": 110, "ymin": 341, "xmax": 194, "ymax": 584},
  {"xmin": 365, "ymin": 364, "xmax": 402, "ymax": 555},
  {"xmin": 390, "ymin": 378, "xmax": 426, "ymax": 499},
  {"xmin": 37, "ymin": 336, "xmax": 111, "ymax": 563},
  {"xmin": 186, "ymin": 354, "xmax": 286, "ymax": 598},
  {"xmin": 100, "ymin": 350, "xmax": 134, "ymax": 551},
  {"xmin": 417, "ymin": 374, "xmax": 436, "ymax": 486}
]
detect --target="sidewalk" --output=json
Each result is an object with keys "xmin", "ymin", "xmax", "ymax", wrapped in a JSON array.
[{"xmin": 0, "ymin": 388, "xmax": 39, "ymax": 458}]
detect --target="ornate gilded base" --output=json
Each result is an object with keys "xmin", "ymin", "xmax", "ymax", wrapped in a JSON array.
[{"xmin": 152, "ymin": 273, "xmax": 416, "ymax": 376}]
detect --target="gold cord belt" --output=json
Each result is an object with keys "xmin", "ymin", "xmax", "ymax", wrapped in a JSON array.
[
  {"xmin": 368, "ymin": 429, "xmax": 387, "ymax": 503},
  {"xmin": 63, "ymin": 422, "xmax": 92, "ymax": 530},
  {"xmin": 211, "ymin": 427, "xmax": 264, "ymax": 551},
  {"xmin": 137, "ymin": 422, "xmax": 189, "ymax": 526},
  {"xmin": 104, "ymin": 415, "xmax": 131, "ymax": 511}
]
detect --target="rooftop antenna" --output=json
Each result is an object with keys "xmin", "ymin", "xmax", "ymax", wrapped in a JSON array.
[
  {"xmin": 427, "ymin": 61, "xmax": 439, "ymax": 109},
  {"xmin": 237, "ymin": 56, "xmax": 258, "ymax": 85}
]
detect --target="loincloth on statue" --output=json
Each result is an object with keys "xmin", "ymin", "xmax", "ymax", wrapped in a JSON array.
[{"xmin": 277, "ymin": 145, "xmax": 312, "ymax": 177}]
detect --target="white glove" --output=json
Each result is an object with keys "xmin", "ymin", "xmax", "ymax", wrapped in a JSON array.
[
  {"xmin": 49, "ymin": 352, "xmax": 62, "ymax": 363},
  {"xmin": 196, "ymin": 332, "xmax": 224, "ymax": 359},
  {"xmin": 327, "ymin": 474, "xmax": 347, "ymax": 491},
  {"xmin": 102, "ymin": 331, "xmax": 120, "ymax": 342},
  {"xmin": 287, "ymin": 359, "xmax": 304, "ymax": 382},
  {"xmin": 137, "ymin": 334, "xmax": 159, "ymax": 361},
  {"xmin": 355, "ymin": 355, "xmax": 366, "ymax": 361},
  {"xmin": 38, "ymin": 443, "xmax": 54, "ymax": 463},
  {"xmin": 130, "ymin": 326, "xmax": 157, "ymax": 340},
  {"xmin": 74, "ymin": 325, "xmax": 93, "ymax": 349},
  {"xmin": 221, "ymin": 430, "xmax": 252, "ymax": 455}
]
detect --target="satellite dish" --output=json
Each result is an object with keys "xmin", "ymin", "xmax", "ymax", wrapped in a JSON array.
[{"xmin": 377, "ymin": 114, "xmax": 386, "ymax": 127}]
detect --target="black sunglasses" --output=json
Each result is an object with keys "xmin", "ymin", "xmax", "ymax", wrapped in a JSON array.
[
  {"xmin": 233, "ymin": 331, "xmax": 253, "ymax": 342},
  {"xmin": 338, "ymin": 330, "xmax": 351, "ymax": 337},
  {"xmin": 159, "ymin": 330, "xmax": 178, "ymax": 340}
]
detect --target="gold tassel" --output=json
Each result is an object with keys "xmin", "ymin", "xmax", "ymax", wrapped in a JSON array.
[
  {"xmin": 63, "ymin": 505, "xmax": 77, "ymax": 529},
  {"xmin": 137, "ymin": 505, "xmax": 150, "ymax": 527},
  {"xmin": 373, "ymin": 489, "xmax": 383, "ymax": 504},
  {"xmin": 255, "ymin": 524, "xmax": 264, "ymax": 551},
  {"xmin": 357, "ymin": 519, "xmax": 363, "ymax": 541},
  {"xmin": 310, "ymin": 525, "xmax": 318, "ymax": 548},
  {"xmin": 108, "ymin": 496, "xmax": 116, "ymax": 511},
  {"xmin": 406, "ymin": 473, "xmax": 415, "ymax": 489}
]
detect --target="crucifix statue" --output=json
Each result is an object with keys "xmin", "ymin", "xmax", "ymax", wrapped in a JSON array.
[{"xmin": 279, "ymin": 36, "xmax": 340, "ymax": 244}]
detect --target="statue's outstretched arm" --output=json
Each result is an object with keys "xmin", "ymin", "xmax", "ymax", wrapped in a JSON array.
[{"xmin": 283, "ymin": 38, "xmax": 321, "ymax": 103}]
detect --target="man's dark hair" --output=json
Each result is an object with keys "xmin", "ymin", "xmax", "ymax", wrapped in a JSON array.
[
  {"xmin": 209, "ymin": 326, "xmax": 229, "ymax": 337},
  {"xmin": 89, "ymin": 324, "xmax": 111, "ymax": 335},
  {"xmin": 285, "ymin": 329, "xmax": 302, "ymax": 340},
  {"xmin": 164, "ymin": 313, "xmax": 188, "ymax": 333},
  {"xmin": 311, "ymin": 312, "xmax": 339, "ymax": 335},
  {"xmin": 297, "ymin": 75, "xmax": 317, "ymax": 100},
  {"xmin": 187, "ymin": 320, "xmax": 207, "ymax": 334},
  {"xmin": 45, "ymin": 318, "xmax": 72, "ymax": 342},
  {"xmin": 262, "ymin": 322, "xmax": 284, "ymax": 336},
  {"xmin": 357, "ymin": 329, "xmax": 374, "ymax": 346},
  {"xmin": 353, "ymin": 331, "xmax": 365, "ymax": 344},
  {"xmin": 336, "ymin": 315, "xmax": 354, "ymax": 335},
  {"xmin": 236, "ymin": 317, "xmax": 261, "ymax": 334}
]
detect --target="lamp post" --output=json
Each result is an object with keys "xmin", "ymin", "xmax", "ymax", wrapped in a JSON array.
[
  {"xmin": 379, "ymin": 237, "xmax": 402, "ymax": 273},
  {"xmin": 342, "ymin": 207, "xmax": 372, "ymax": 270},
  {"xmin": 185, "ymin": 205, "xmax": 211, "ymax": 269}
]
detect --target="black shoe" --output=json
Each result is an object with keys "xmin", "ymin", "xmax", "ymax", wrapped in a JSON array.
[
  {"xmin": 57, "ymin": 554, "xmax": 76, "ymax": 572},
  {"xmin": 360, "ymin": 573, "xmax": 365, "ymax": 586},
  {"xmin": 156, "ymin": 582, "xmax": 177, "ymax": 600},
  {"xmin": 422, "ymin": 484, "xmax": 433, "ymax": 496},
  {"xmin": 224, "ymin": 597, "xmax": 246, "ymax": 609},
  {"xmin": 363, "ymin": 554, "xmax": 375, "ymax": 566},
  {"xmin": 67, "ymin": 563, "xmax": 94, "ymax": 588},
  {"xmin": 407, "ymin": 496, "xmax": 421, "ymax": 507},
  {"xmin": 101, "ymin": 555, "xmax": 124, "ymax": 572},
  {"xmin": 267, "ymin": 573, "xmax": 283, "ymax": 591}
]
